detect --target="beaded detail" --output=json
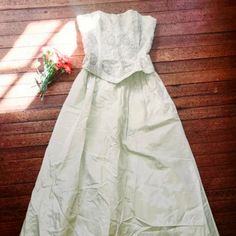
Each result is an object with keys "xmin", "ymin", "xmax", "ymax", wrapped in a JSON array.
[{"xmin": 77, "ymin": 10, "xmax": 157, "ymax": 83}]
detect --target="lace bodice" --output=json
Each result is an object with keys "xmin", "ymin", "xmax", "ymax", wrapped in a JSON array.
[{"xmin": 76, "ymin": 9, "xmax": 157, "ymax": 83}]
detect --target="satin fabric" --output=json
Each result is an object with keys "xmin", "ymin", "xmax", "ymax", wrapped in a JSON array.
[
  {"xmin": 20, "ymin": 9, "xmax": 220, "ymax": 236},
  {"xmin": 20, "ymin": 70, "xmax": 220, "ymax": 235}
]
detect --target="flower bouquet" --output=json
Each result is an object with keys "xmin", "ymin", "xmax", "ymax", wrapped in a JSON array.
[{"xmin": 35, "ymin": 46, "xmax": 72, "ymax": 101}]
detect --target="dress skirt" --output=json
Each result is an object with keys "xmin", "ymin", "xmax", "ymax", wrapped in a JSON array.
[{"xmin": 20, "ymin": 69, "xmax": 220, "ymax": 235}]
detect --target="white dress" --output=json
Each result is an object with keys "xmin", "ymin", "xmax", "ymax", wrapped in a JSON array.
[{"xmin": 20, "ymin": 9, "xmax": 220, "ymax": 236}]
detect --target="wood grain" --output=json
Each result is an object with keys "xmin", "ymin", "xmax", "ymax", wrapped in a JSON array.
[{"xmin": 0, "ymin": 0, "xmax": 235, "ymax": 235}]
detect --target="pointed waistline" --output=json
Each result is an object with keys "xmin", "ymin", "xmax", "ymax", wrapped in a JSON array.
[{"xmin": 81, "ymin": 54, "xmax": 155, "ymax": 84}]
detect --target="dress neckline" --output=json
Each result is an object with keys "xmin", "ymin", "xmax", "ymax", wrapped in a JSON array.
[{"xmin": 94, "ymin": 9, "xmax": 136, "ymax": 17}]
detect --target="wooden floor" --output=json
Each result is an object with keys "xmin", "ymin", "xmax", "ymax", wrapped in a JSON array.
[{"xmin": 0, "ymin": 0, "xmax": 236, "ymax": 235}]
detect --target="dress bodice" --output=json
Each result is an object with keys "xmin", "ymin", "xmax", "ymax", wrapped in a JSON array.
[{"xmin": 76, "ymin": 9, "xmax": 157, "ymax": 83}]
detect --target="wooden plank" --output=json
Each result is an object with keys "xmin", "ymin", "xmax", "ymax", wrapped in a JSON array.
[
  {"xmin": 0, "ymin": 94, "xmax": 67, "ymax": 113},
  {"xmin": 214, "ymin": 211, "xmax": 236, "ymax": 225},
  {"xmin": 196, "ymin": 152, "xmax": 236, "ymax": 168},
  {"xmin": 0, "ymin": 56, "xmax": 79, "ymax": 73},
  {"xmin": 0, "ymin": 206, "xmax": 27, "ymax": 223},
  {"xmin": 0, "ymin": 2, "xmax": 158, "ymax": 21},
  {"xmin": 1, "ymin": 79, "xmax": 235, "ymax": 99},
  {"xmin": 151, "ymin": 6, "xmax": 236, "ymax": 24},
  {"xmin": 0, "ymin": 169, "xmax": 39, "ymax": 186},
  {"xmin": 0, "ymin": 151, "xmax": 236, "ymax": 188},
  {"xmin": 0, "ymin": 67, "xmax": 235, "ymax": 87},
  {"xmin": 1, "ymin": 17, "xmax": 236, "ymax": 37},
  {"xmin": 0, "ymin": 92, "xmax": 235, "ymax": 113},
  {"xmin": 0, "ymin": 132, "xmax": 51, "ymax": 149},
  {"xmin": 1, "ymin": 115, "xmax": 235, "ymax": 136},
  {"xmin": 151, "ymin": 44, "xmax": 236, "ymax": 62},
  {"xmin": 0, "ymin": 183, "xmax": 35, "ymax": 198},
  {"xmin": 178, "ymin": 104, "xmax": 236, "ymax": 121},
  {"xmin": 0, "ymin": 124, "xmax": 235, "ymax": 149},
  {"xmin": 0, "ymin": 107, "xmax": 60, "ymax": 124},
  {"xmin": 0, "ymin": 81, "xmax": 72, "ymax": 99},
  {"xmin": 203, "ymin": 176, "xmax": 236, "ymax": 190},
  {"xmin": 199, "ymin": 164, "xmax": 236, "ymax": 180},
  {"xmin": 0, "ymin": 196, "xmax": 30, "ymax": 211},
  {"xmin": 0, "ymin": 221, "xmax": 22, "ymax": 236},
  {"xmin": 0, "ymin": 103, "xmax": 235, "ymax": 126},
  {"xmin": 183, "ymin": 116, "xmax": 236, "ymax": 131},
  {"xmin": 166, "ymin": 80, "xmax": 236, "ymax": 98},
  {"xmin": 2, "ymin": 158, "xmax": 42, "ymax": 172},
  {"xmin": 1, "ymin": 44, "xmax": 236, "ymax": 63},
  {"xmin": 0, "ymin": 120, "xmax": 56, "ymax": 135},
  {"xmin": 154, "ymin": 32, "xmax": 236, "ymax": 50},
  {"xmin": 0, "ymin": 70, "xmax": 76, "ymax": 86},
  {"xmin": 0, "ymin": 18, "xmax": 74, "ymax": 36},
  {"xmin": 0, "ymin": 0, "xmax": 235, "ymax": 11},
  {"xmin": 0, "ymin": 55, "xmax": 235, "ymax": 74},
  {"xmin": 207, "ymin": 188, "xmax": 236, "ymax": 202},
  {"xmin": 0, "ymin": 0, "xmax": 138, "ymax": 10},
  {"xmin": 217, "ymin": 223, "xmax": 236, "ymax": 236},
  {"xmin": 191, "ymin": 141, "xmax": 236, "ymax": 156},
  {"xmin": 174, "ymin": 94, "xmax": 236, "ymax": 109},
  {"xmin": 0, "ymin": 145, "xmax": 47, "ymax": 161},
  {"xmin": 1, "ymin": 140, "xmax": 235, "ymax": 163},
  {"xmin": 1, "ymin": 31, "xmax": 235, "ymax": 50},
  {"xmin": 157, "ymin": 19, "xmax": 236, "ymax": 37},
  {"xmin": 161, "ymin": 68, "xmax": 236, "ymax": 86},
  {"xmin": 155, "ymin": 57, "xmax": 236, "ymax": 74},
  {"xmin": 1, "ymin": 5, "xmax": 236, "ymax": 24},
  {"xmin": 0, "ymin": 31, "xmax": 80, "ymax": 49}
]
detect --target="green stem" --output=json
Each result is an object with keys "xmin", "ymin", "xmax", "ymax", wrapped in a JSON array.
[{"xmin": 39, "ymin": 66, "xmax": 56, "ymax": 98}]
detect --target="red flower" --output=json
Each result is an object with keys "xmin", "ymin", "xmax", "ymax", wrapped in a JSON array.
[
  {"xmin": 63, "ymin": 63, "xmax": 72, "ymax": 74},
  {"xmin": 55, "ymin": 59, "xmax": 64, "ymax": 70}
]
